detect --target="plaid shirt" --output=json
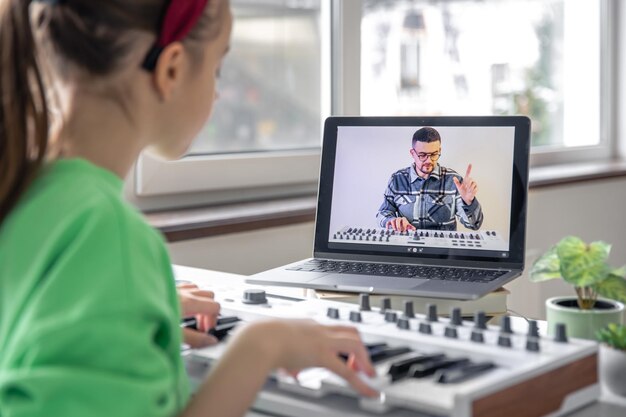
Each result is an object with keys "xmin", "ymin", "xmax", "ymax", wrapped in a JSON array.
[{"xmin": 376, "ymin": 164, "xmax": 483, "ymax": 231}]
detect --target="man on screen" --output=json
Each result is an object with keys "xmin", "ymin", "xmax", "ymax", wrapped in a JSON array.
[{"xmin": 376, "ymin": 127, "xmax": 484, "ymax": 232}]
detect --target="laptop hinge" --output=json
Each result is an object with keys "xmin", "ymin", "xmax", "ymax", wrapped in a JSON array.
[{"xmin": 313, "ymin": 251, "xmax": 521, "ymax": 270}]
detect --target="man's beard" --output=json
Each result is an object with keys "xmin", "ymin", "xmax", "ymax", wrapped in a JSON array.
[{"xmin": 419, "ymin": 163, "xmax": 434, "ymax": 175}]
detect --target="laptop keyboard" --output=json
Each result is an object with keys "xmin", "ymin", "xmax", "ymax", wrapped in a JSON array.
[{"xmin": 286, "ymin": 259, "xmax": 507, "ymax": 283}]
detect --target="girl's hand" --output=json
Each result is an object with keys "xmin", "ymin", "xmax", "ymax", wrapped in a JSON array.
[
  {"xmin": 177, "ymin": 283, "xmax": 221, "ymax": 347},
  {"xmin": 181, "ymin": 319, "xmax": 379, "ymax": 417},
  {"xmin": 246, "ymin": 319, "xmax": 379, "ymax": 397}
]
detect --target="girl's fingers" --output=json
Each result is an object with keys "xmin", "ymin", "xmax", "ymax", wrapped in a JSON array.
[
  {"xmin": 182, "ymin": 328, "xmax": 219, "ymax": 348},
  {"xmin": 322, "ymin": 355, "xmax": 379, "ymax": 398},
  {"xmin": 208, "ymin": 315, "xmax": 218, "ymax": 329},
  {"xmin": 186, "ymin": 297, "xmax": 221, "ymax": 317},
  {"xmin": 282, "ymin": 368, "xmax": 301, "ymax": 381},
  {"xmin": 195, "ymin": 314, "xmax": 209, "ymax": 332},
  {"xmin": 329, "ymin": 336, "xmax": 376, "ymax": 377},
  {"xmin": 324, "ymin": 325, "xmax": 360, "ymax": 334},
  {"xmin": 322, "ymin": 326, "xmax": 376, "ymax": 376},
  {"xmin": 197, "ymin": 314, "xmax": 219, "ymax": 332},
  {"xmin": 192, "ymin": 289, "xmax": 215, "ymax": 299}
]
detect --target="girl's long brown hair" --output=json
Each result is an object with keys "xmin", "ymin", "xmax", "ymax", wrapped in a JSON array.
[
  {"xmin": 0, "ymin": 0, "xmax": 49, "ymax": 224},
  {"xmin": 0, "ymin": 0, "xmax": 226, "ymax": 225}
]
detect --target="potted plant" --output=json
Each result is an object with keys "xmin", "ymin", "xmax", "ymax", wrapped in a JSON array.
[
  {"xmin": 597, "ymin": 324, "xmax": 626, "ymax": 397},
  {"xmin": 530, "ymin": 236, "xmax": 626, "ymax": 340}
]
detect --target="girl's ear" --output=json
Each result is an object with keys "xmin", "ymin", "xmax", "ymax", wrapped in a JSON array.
[{"xmin": 152, "ymin": 42, "xmax": 186, "ymax": 101}]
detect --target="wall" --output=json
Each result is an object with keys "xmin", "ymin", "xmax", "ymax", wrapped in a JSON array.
[
  {"xmin": 508, "ymin": 177, "xmax": 626, "ymax": 320},
  {"xmin": 168, "ymin": 222, "xmax": 315, "ymax": 276},
  {"xmin": 168, "ymin": 177, "xmax": 626, "ymax": 320}
]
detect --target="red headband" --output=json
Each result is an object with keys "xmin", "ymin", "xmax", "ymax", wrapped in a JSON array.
[{"xmin": 142, "ymin": 0, "xmax": 210, "ymax": 71}]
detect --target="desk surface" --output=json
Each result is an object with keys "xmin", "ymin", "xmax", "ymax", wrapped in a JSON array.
[{"xmin": 174, "ymin": 265, "xmax": 626, "ymax": 417}]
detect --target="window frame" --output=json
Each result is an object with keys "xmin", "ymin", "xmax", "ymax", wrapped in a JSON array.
[
  {"xmin": 352, "ymin": 0, "xmax": 617, "ymax": 168},
  {"xmin": 529, "ymin": 0, "xmax": 616, "ymax": 167},
  {"xmin": 129, "ymin": 0, "xmax": 332, "ymax": 209}
]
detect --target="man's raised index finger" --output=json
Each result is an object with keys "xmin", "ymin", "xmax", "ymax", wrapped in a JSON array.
[{"xmin": 465, "ymin": 163, "xmax": 472, "ymax": 178}]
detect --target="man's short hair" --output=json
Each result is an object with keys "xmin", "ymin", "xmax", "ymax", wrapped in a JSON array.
[{"xmin": 412, "ymin": 127, "xmax": 441, "ymax": 146}]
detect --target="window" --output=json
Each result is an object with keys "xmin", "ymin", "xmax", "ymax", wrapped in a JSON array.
[
  {"xmin": 358, "ymin": 0, "xmax": 613, "ymax": 164},
  {"xmin": 189, "ymin": 1, "xmax": 323, "ymax": 154},
  {"xmin": 131, "ymin": 0, "xmax": 617, "ymax": 210},
  {"xmin": 132, "ymin": 0, "xmax": 328, "ymax": 206}
]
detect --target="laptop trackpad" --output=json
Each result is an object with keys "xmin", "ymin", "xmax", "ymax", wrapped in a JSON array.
[{"xmin": 310, "ymin": 274, "xmax": 427, "ymax": 290}]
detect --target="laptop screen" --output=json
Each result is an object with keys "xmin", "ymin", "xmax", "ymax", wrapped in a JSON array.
[{"xmin": 315, "ymin": 117, "xmax": 530, "ymax": 266}]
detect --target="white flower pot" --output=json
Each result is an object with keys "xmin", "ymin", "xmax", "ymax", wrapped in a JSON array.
[{"xmin": 599, "ymin": 344, "xmax": 626, "ymax": 397}]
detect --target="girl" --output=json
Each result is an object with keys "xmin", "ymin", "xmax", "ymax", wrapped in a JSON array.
[{"xmin": 0, "ymin": 1, "xmax": 377, "ymax": 416}]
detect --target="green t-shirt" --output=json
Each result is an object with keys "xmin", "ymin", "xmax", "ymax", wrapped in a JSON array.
[{"xmin": 0, "ymin": 159, "xmax": 190, "ymax": 417}]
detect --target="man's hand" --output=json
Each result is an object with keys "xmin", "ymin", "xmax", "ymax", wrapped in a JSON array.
[
  {"xmin": 178, "ymin": 283, "xmax": 221, "ymax": 348},
  {"xmin": 385, "ymin": 217, "xmax": 416, "ymax": 232},
  {"xmin": 453, "ymin": 164, "xmax": 478, "ymax": 205}
]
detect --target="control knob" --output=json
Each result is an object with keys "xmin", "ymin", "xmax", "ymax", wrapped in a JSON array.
[
  {"xmin": 426, "ymin": 304, "xmax": 438, "ymax": 322},
  {"xmin": 349, "ymin": 311, "xmax": 362, "ymax": 323},
  {"xmin": 397, "ymin": 317, "xmax": 410, "ymax": 330},
  {"xmin": 359, "ymin": 293, "xmax": 371, "ymax": 311},
  {"xmin": 471, "ymin": 311, "xmax": 486, "ymax": 343},
  {"xmin": 385, "ymin": 311, "xmax": 398, "ymax": 323},
  {"xmin": 243, "ymin": 289, "xmax": 267, "ymax": 305},
  {"xmin": 526, "ymin": 320, "xmax": 541, "ymax": 352},
  {"xmin": 450, "ymin": 307, "xmax": 462, "ymax": 326},
  {"xmin": 554, "ymin": 323, "xmax": 568, "ymax": 343},
  {"xmin": 403, "ymin": 301, "xmax": 415, "ymax": 318},
  {"xmin": 380, "ymin": 297, "xmax": 391, "ymax": 314}
]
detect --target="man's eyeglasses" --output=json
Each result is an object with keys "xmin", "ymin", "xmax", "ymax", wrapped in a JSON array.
[{"xmin": 413, "ymin": 151, "xmax": 441, "ymax": 162}]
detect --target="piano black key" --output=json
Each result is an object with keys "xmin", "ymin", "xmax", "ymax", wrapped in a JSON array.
[
  {"xmin": 216, "ymin": 316, "xmax": 241, "ymax": 326},
  {"xmin": 365, "ymin": 342, "xmax": 388, "ymax": 352},
  {"xmin": 408, "ymin": 357, "xmax": 470, "ymax": 378},
  {"xmin": 339, "ymin": 343, "xmax": 412, "ymax": 364},
  {"xmin": 369, "ymin": 346, "xmax": 413, "ymax": 364},
  {"xmin": 388, "ymin": 353, "xmax": 446, "ymax": 381},
  {"xmin": 208, "ymin": 316, "xmax": 241, "ymax": 341},
  {"xmin": 435, "ymin": 362, "xmax": 496, "ymax": 384},
  {"xmin": 340, "ymin": 342, "xmax": 387, "ymax": 362},
  {"xmin": 181, "ymin": 316, "xmax": 241, "ymax": 342},
  {"xmin": 180, "ymin": 317, "xmax": 198, "ymax": 330}
]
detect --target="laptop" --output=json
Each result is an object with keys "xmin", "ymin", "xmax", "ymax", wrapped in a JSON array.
[{"xmin": 247, "ymin": 116, "xmax": 531, "ymax": 300}]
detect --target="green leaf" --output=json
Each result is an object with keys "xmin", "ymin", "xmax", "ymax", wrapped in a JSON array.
[
  {"xmin": 530, "ymin": 246, "xmax": 561, "ymax": 282},
  {"xmin": 611, "ymin": 265, "xmax": 626, "ymax": 277},
  {"xmin": 597, "ymin": 323, "xmax": 626, "ymax": 350},
  {"xmin": 595, "ymin": 274, "xmax": 626, "ymax": 303},
  {"xmin": 557, "ymin": 237, "xmax": 611, "ymax": 286}
]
